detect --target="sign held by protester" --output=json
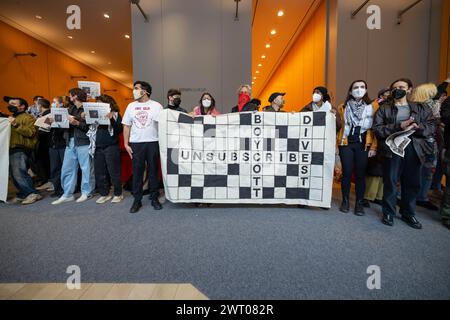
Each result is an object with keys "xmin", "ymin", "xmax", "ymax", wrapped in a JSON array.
[{"xmin": 83, "ymin": 103, "xmax": 111, "ymax": 125}]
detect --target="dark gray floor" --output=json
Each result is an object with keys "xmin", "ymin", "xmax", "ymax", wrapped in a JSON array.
[{"xmin": 0, "ymin": 190, "xmax": 449, "ymax": 300}]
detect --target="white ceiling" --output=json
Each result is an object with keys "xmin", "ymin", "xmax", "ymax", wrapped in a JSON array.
[{"xmin": 0, "ymin": 0, "xmax": 133, "ymax": 88}]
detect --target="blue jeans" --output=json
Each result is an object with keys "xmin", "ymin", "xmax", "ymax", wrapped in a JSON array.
[
  {"xmin": 60, "ymin": 138, "xmax": 94, "ymax": 197},
  {"xmin": 417, "ymin": 165, "xmax": 433, "ymax": 202},
  {"xmin": 9, "ymin": 151, "xmax": 37, "ymax": 198}
]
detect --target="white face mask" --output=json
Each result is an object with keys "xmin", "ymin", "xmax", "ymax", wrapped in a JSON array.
[
  {"xmin": 133, "ymin": 89, "xmax": 144, "ymax": 100},
  {"xmin": 312, "ymin": 93, "xmax": 322, "ymax": 103},
  {"xmin": 352, "ymin": 88, "xmax": 366, "ymax": 99},
  {"xmin": 202, "ymin": 99, "xmax": 212, "ymax": 108}
]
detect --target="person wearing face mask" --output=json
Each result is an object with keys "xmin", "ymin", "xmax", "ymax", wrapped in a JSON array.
[
  {"xmin": 336, "ymin": 80, "xmax": 378, "ymax": 216},
  {"xmin": 231, "ymin": 85, "xmax": 261, "ymax": 113},
  {"xmin": 373, "ymin": 78, "xmax": 436, "ymax": 229},
  {"xmin": 3, "ymin": 96, "xmax": 41, "ymax": 205},
  {"xmin": 47, "ymin": 97, "xmax": 67, "ymax": 197},
  {"xmin": 166, "ymin": 89, "xmax": 187, "ymax": 113},
  {"xmin": 301, "ymin": 86, "xmax": 341, "ymax": 132},
  {"xmin": 193, "ymin": 92, "xmax": 220, "ymax": 116},
  {"xmin": 27, "ymin": 95, "xmax": 44, "ymax": 119},
  {"xmin": 52, "ymin": 88, "xmax": 94, "ymax": 205},
  {"xmin": 122, "ymin": 81, "xmax": 164, "ymax": 213},
  {"xmin": 263, "ymin": 92, "xmax": 286, "ymax": 112}
]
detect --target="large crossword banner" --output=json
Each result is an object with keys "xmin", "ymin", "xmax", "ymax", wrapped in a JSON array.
[{"xmin": 159, "ymin": 110, "xmax": 336, "ymax": 207}]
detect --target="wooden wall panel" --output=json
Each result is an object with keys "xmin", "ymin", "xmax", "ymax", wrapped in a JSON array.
[{"xmin": 0, "ymin": 21, "xmax": 132, "ymax": 115}]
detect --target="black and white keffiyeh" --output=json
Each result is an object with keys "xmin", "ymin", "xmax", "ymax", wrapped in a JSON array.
[{"xmin": 342, "ymin": 100, "xmax": 374, "ymax": 143}]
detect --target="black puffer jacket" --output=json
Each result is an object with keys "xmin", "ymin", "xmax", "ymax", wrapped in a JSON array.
[{"xmin": 373, "ymin": 101, "xmax": 436, "ymax": 166}]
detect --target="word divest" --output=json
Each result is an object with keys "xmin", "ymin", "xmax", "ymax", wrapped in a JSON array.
[{"xmin": 159, "ymin": 110, "xmax": 336, "ymax": 207}]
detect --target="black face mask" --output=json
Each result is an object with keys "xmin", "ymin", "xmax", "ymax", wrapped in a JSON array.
[
  {"xmin": 392, "ymin": 89, "xmax": 407, "ymax": 100},
  {"xmin": 173, "ymin": 98, "xmax": 181, "ymax": 107},
  {"xmin": 7, "ymin": 105, "xmax": 19, "ymax": 115}
]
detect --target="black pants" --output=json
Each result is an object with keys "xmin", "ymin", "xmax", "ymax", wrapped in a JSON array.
[
  {"xmin": 383, "ymin": 143, "xmax": 421, "ymax": 218},
  {"xmin": 94, "ymin": 144, "xmax": 122, "ymax": 197},
  {"xmin": 35, "ymin": 133, "xmax": 51, "ymax": 183},
  {"xmin": 49, "ymin": 147, "xmax": 65, "ymax": 195},
  {"xmin": 339, "ymin": 143, "xmax": 368, "ymax": 201},
  {"xmin": 131, "ymin": 142, "xmax": 160, "ymax": 202}
]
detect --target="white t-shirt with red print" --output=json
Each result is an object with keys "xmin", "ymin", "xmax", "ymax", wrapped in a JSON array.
[{"xmin": 122, "ymin": 100, "xmax": 162, "ymax": 143}]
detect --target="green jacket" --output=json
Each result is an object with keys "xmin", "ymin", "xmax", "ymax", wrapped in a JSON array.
[{"xmin": 10, "ymin": 112, "xmax": 38, "ymax": 150}]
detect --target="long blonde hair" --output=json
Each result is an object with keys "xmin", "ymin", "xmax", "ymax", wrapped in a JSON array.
[{"xmin": 411, "ymin": 83, "xmax": 437, "ymax": 103}]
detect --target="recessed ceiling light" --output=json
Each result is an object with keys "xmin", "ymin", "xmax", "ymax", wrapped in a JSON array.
[
  {"xmin": 253, "ymin": 76, "xmax": 257, "ymax": 80},
  {"xmin": 256, "ymin": 70, "xmax": 260, "ymax": 74},
  {"xmin": 265, "ymin": 44, "xmax": 271, "ymax": 48},
  {"xmin": 91, "ymin": 50, "xmax": 96, "ymax": 54},
  {"xmin": 35, "ymin": 15, "xmax": 42, "ymax": 20},
  {"xmin": 252, "ymin": 81, "xmax": 255, "ymax": 85},
  {"xmin": 108, "ymin": 61, "xmax": 112, "ymax": 65},
  {"xmin": 67, "ymin": 35, "xmax": 73, "ymax": 39},
  {"xmin": 121, "ymin": 70, "xmax": 125, "ymax": 73},
  {"xmin": 258, "ymin": 64, "xmax": 262, "ymax": 67},
  {"xmin": 261, "ymin": 55, "xmax": 266, "ymax": 59},
  {"xmin": 277, "ymin": 10, "xmax": 284, "ymax": 17},
  {"xmin": 270, "ymin": 29, "xmax": 277, "ymax": 35},
  {"xmin": 103, "ymin": 13, "xmax": 110, "ymax": 19},
  {"xmin": 125, "ymin": 34, "xmax": 130, "ymax": 39}
]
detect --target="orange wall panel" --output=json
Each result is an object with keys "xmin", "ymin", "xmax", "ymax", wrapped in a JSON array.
[
  {"xmin": 257, "ymin": 1, "xmax": 326, "ymax": 112},
  {"xmin": 0, "ymin": 21, "xmax": 132, "ymax": 115}
]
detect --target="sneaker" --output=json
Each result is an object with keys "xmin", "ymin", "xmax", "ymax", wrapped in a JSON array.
[
  {"xmin": 111, "ymin": 195, "xmax": 124, "ymax": 203},
  {"xmin": 52, "ymin": 195, "xmax": 75, "ymax": 205},
  {"xmin": 36, "ymin": 182, "xmax": 52, "ymax": 191},
  {"xmin": 96, "ymin": 195, "xmax": 112, "ymax": 204},
  {"xmin": 21, "ymin": 193, "xmax": 42, "ymax": 205},
  {"xmin": 76, "ymin": 194, "xmax": 93, "ymax": 203},
  {"xmin": 46, "ymin": 184, "xmax": 55, "ymax": 192}
]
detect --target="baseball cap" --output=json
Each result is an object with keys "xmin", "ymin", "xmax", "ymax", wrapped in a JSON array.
[{"xmin": 3, "ymin": 96, "xmax": 29, "ymax": 109}]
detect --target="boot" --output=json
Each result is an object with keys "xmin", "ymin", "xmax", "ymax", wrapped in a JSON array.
[
  {"xmin": 354, "ymin": 200, "xmax": 365, "ymax": 216},
  {"xmin": 340, "ymin": 196, "xmax": 350, "ymax": 213}
]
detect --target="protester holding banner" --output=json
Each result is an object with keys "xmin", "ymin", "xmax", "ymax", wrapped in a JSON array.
[
  {"xmin": 4, "ymin": 96, "xmax": 41, "ymax": 205},
  {"xmin": 93, "ymin": 95, "xmax": 124, "ymax": 204},
  {"xmin": 231, "ymin": 85, "xmax": 261, "ymax": 113},
  {"xmin": 337, "ymin": 80, "xmax": 378, "ymax": 216},
  {"xmin": 373, "ymin": 78, "xmax": 436, "ymax": 229},
  {"xmin": 262, "ymin": 92, "xmax": 286, "ymax": 112},
  {"xmin": 122, "ymin": 81, "xmax": 163, "ymax": 213},
  {"xmin": 166, "ymin": 89, "xmax": 187, "ymax": 113},
  {"xmin": 192, "ymin": 92, "xmax": 220, "ymax": 116},
  {"xmin": 52, "ymin": 88, "xmax": 94, "ymax": 205},
  {"xmin": 301, "ymin": 86, "xmax": 341, "ymax": 132},
  {"xmin": 47, "ymin": 96, "xmax": 67, "ymax": 197}
]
